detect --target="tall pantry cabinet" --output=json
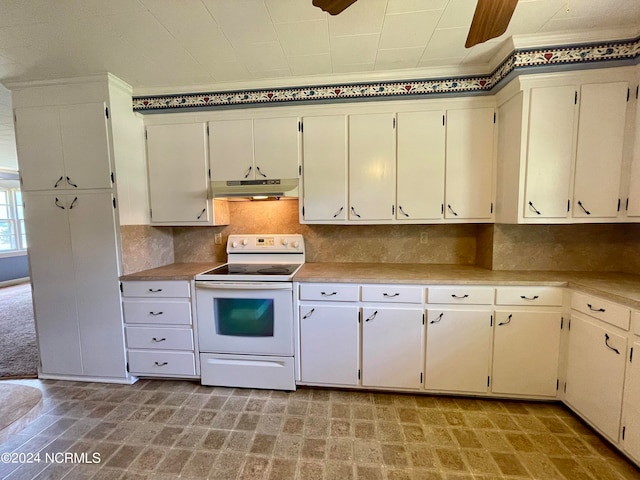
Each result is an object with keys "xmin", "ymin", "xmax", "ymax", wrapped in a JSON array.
[{"xmin": 10, "ymin": 74, "xmax": 142, "ymax": 382}]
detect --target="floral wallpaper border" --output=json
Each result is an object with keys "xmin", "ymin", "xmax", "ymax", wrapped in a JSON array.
[{"xmin": 133, "ymin": 36, "xmax": 640, "ymax": 112}]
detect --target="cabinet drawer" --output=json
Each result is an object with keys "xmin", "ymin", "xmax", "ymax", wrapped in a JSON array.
[
  {"xmin": 361, "ymin": 285, "xmax": 423, "ymax": 303},
  {"xmin": 571, "ymin": 292, "xmax": 630, "ymax": 330},
  {"xmin": 128, "ymin": 350, "xmax": 196, "ymax": 376},
  {"xmin": 125, "ymin": 326, "xmax": 194, "ymax": 350},
  {"xmin": 633, "ymin": 311, "xmax": 640, "ymax": 337},
  {"xmin": 122, "ymin": 280, "xmax": 190, "ymax": 298},
  {"xmin": 299, "ymin": 283, "xmax": 359, "ymax": 302},
  {"xmin": 495, "ymin": 286, "xmax": 563, "ymax": 306},
  {"xmin": 427, "ymin": 286, "xmax": 494, "ymax": 305},
  {"xmin": 123, "ymin": 299, "xmax": 192, "ymax": 325}
]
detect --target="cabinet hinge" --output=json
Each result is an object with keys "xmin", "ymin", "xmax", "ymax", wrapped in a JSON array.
[
  {"xmin": 145, "ymin": 129, "xmax": 148, "ymax": 140},
  {"xmin": 111, "ymin": 172, "xmax": 115, "ymax": 184},
  {"xmin": 298, "ymin": 121, "xmax": 302, "ymax": 132},
  {"xmin": 442, "ymin": 115, "xmax": 445, "ymax": 126},
  {"xmin": 560, "ymin": 317, "xmax": 563, "ymax": 329},
  {"xmin": 626, "ymin": 198, "xmax": 630, "ymax": 211},
  {"xmin": 490, "ymin": 315, "xmax": 493, "ymax": 327},
  {"xmin": 420, "ymin": 372, "xmax": 423, "ymax": 384},
  {"xmin": 441, "ymin": 204, "xmax": 444, "ymax": 214},
  {"xmin": 493, "ymin": 112, "xmax": 496, "ymax": 123},
  {"xmin": 564, "ymin": 382, "xmax": 567, "ymax": 393},
  {"xmin": 206, "ymin": 125, "xmax": 209, "ymax": 136},
  {"xmin": 391, "ymin": 205, "xmax": 395, "ymax": 215},
  {"xmin": 556, "ymin": 379, "xmax": 559, "ymax": 391},
  {"xmin": 126, "ymin": 362, "xmax": 130, "ymax": 373},
  {"xmin": 627, "ymin": 88, "xmax": 630, "ymax": 102},
  {"xmin": 392, "ymin": 117, "xmax": 396, "ymax": 128},
  {"xmin": 150, "ymin": 208, "xmax": 153, "ymax": 219},
  {"xmin": 490, "ymin": 202, "xmax": 493, "ymax": 214},
  {"xmin": 358, "ymin": 311, "xmax": 361, "ymax": 323},
  {"xmin": 422, "ymin": 313, "xmax": 425, "ymax": 325},
  {"xmin": 622, "ymin": 426, "xmax": 626, "ymax": 440},
  {"xmin": 617, "ymin": 198, "xmax": 621, "ymax": 212},
  {"xmin": 567, "ymin": 199, "xmax": 570, "ymax": 212},
  {"xmin": 630, "ymin": 346, "xmax": 634, "ymax": 363},
  {"xmin": 19, "ymin": 175, "xmax": 23, "ymax": 187},
  {"xmin": 358, "ymin": 369, "xmax": 361, "ymax": 380},
  {"xmin": 298, "ymin": 165, "xmax": 302, "ymax": 176},
  {"xmin": 487, "ymin": 376, "xmax": 491, "ymax": 387},
  {"xmin": 574, "ymin": 91, "xmax": 578, "ymax": 104},
  {"xmin": 119, "ymin": 282, "xmax": 123, "ymax": 293},
  {"xmin": 302, "ymin": 205, "xmax": 305, "ymax": 216},
  {"xmin": 105, "ymin": 106, "xmax": 109, "ymax": 119},
  {"xmin": 636, "ymin": 85, "xmax": 639, "ymax": 99},
  {"xmin": 568, "ymin": 319, "xmax": 571, "ymax": 331},
  {"xmin": 113, "ymin": 198, "xmax": 117, "ymax": 209}
]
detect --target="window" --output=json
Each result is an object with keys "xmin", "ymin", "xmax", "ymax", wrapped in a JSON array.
[{"xmin": 0, "ymin": 184, "xmax": 26, "ymax": 253}]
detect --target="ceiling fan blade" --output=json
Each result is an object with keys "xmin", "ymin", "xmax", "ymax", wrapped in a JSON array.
[
  {"xmin": 312, "ymin": 0, "xmax": 358, "ymax": 15},
  {"xmin": 465, "ymin": 0, "xmax": 518, "ymax": 48}
]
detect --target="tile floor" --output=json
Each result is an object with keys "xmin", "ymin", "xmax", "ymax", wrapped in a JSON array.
[{"xmin": 0, "ymin": 379, "xmax": 639, "ymax": 480}]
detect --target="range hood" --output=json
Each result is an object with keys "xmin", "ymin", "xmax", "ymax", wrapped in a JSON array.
[{"xmin": 211, "ymin": 178, "xmax": 298, "ymax": 198}]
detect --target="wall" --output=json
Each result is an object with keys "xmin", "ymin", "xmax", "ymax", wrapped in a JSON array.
[
  {"xmin": 119, "ymin": 225, "xmax": 174, "ymax": 275},
  {"xmin": 0, "ymin": 254, "xmax": 29, "ymax": 283}
]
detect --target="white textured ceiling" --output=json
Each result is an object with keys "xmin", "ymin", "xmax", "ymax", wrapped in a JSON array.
[{"xmin": 0, "ymin": 0, "xmax": 639, "ymax": 170}]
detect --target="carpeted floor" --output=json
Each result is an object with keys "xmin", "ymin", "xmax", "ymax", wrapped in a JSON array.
[{"xmin": 0, "ymin": 282, "xmax": 39, "ymax": 378}]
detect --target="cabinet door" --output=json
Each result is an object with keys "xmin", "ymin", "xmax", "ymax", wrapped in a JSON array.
[
  {"xmin": 348, "ymin": 113, "xmax": 396, "ymax": 221},
  {"xmin": 299, "ymin": 304, "xmax": 359, "ymax": 385},
  {"xmin": 524, "ymin": 85, "xmax": 577, "ymax": 219},
  {"xmin": 23, "ymin": 193, "xmax": 83, "ymax": 375},
  {"xmin": 147, "ymin": 123, "xmax": 211, "ymax": 224},
  {"xmin": 565, "ymin": 314, "xmax": 627, "ymax": 441},
  {"xmin": 622, "ymin": 340, "xmax": 640, "ymax": 463},
  {"xmin": 573, "ymin": 82, "xmax": 628, "ymax": 218},
  {"xmin": 58, "ymin": 103, "xmax": 112, "ymax": 190},
  {"xmin": 301, "ymin": 115, "xmax": 347, "ymax": 221},
  {"xmin": 14, "ymin": 106, "xmax": 66, "ymax": 191},
  {"xmin": 445, "ymin": 108, "xmax": 495, "ymax": 219},
  {"xmin": 362, "ymin": 307, "xmax": 423, "ymax": 389},
  {"xmin": 68, "ymin": 192, "xmax": 126, "ymax": 378},
  {"xmin": 396, "ymin": 111, "xmax": 445, "ymax": 220},
  {"xmin": 254, "ymin": 117, "xmax": 300, "ymax": 179},
  {"xmin": 209, "ymin": 119, "xmax": 254, "ymax": 181},
  {"xmin": 626, "ymin": 96, "xmax": 640, "ymax": 217},
  {"xmin": 425, "ymin": 309, "xmax": 492, "ymax": 393},
  {"xmin": 492, "ymin": 310, "xmax": 561, "ymax": 396}
]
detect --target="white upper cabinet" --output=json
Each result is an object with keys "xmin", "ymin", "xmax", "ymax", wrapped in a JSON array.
[
  {"xmin": 445, "ymin": 107, "xmax": 495, "ymax": 220},
  {"xmin": 146, "ymin": 123, "xmax": 228, "ymax": 226},
  {"xmin": 301, "ymin": 115, "xmax": 347, "ymax": 221},
  {"xmin": 209, "ymin": 117, "xmax": 300, "ymax": 181},
  {"xmin": 524, "ymin": 85, "xmax": 577, "ymax": 219},
  {"xmin": 396, "ymin": 111, "xmax": 445, "ymax": 220},
  {"xmin": 348, "ymin": 113, "xmax": 396, "ymax": 221},
  {"xmin": 15, "ymin": 103, "xmax": 112, "ymax": 191},
  {"xmin": 572, "ymin": 82, "xmax": 629, "ymax": 219}
]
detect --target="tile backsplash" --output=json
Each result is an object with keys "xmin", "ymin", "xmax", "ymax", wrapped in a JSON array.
[{"xmin": 122, "ymin": 199, "xmax": 640, "ymax": 275}]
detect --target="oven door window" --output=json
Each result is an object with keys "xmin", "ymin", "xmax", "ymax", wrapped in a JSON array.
[{"xmin": 215, "ymin": 298, "xmax": 274, "ymax": 337}]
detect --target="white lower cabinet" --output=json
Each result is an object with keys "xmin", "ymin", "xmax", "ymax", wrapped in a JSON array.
[
  {"xmin": 492, "ymin": 310, "xmax": 562, "ymax": 396},
  {"xmin": 425, "ymin": 308, "xmax": 492, "ymax": 393},
  {"xmin": 622, "ymin": 339, "xmax": 640, "ymax": 463},
  {"xmin": 299, "ymin": 304, "xmax": 359, "ymax": 385},
  {"xmin": 565, "ymin": 313, "xmax": 628, "ymax": 442},
  {"xmin": 122, "ymin": 280, "xmax": 198, "ymax": 378},
  {"xmin": 361, "ymin": 307, "xmax": 424, "ymax": 389}
]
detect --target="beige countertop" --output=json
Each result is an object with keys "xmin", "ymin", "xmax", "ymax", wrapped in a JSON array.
[
  {"xmin": 119, "ymin": 262, "xmax": 640, "ymax": 310},
  {"xmin": 294, "ymin": 263, "xmax": 640, "ymax": 310},
  {"xmin": 120, "ymin": 262, "xmax": 222, "ymax": 281}
]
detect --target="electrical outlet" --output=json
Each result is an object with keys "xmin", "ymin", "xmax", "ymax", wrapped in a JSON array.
[
  {"xmin": 214, "ymin": 232, "xmax": 222, "ymax": 245},
  {"xmin": 420, "ymin": 232, "xmax": 428, "ymax": 244}
]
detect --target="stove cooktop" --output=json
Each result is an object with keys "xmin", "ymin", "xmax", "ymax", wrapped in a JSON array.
[{"xmin": 199, "ymin": 263, "xmax": 302, "ymax": 277}]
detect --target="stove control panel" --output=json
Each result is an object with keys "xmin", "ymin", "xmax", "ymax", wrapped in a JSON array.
[{"xmin": 227, "ymin": 234, "xmax": 304, "ymax": 253}]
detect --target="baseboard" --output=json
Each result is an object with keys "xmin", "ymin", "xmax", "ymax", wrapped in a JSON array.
[
  {"xmin": 0, "ymin": 277, "xmax": 30, "ymax": 288},
  {"xmin": 37, "ymin": 373, "xmax": 139, "ymax": 385}
]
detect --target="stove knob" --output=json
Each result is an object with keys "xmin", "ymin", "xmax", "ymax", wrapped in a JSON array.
[
  {"xmin": 282, "ymin": 238, "xmax": 289, "ymax": 246},
  {"xmin": 231, "ymin": 241, "xmax": 238, "ymax": 248},
  {"xmin": 293, "ymin": 241, "xmax": 300, "ymax": 249},
  {"xmin": 241, "ymin": 239, "xmax": 248, "ymax": 246}
]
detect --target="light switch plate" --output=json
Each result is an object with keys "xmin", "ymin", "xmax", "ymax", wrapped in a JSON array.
[{"xmin": 214, "ymin": 232, "xmax": 222, "ymax": 245}]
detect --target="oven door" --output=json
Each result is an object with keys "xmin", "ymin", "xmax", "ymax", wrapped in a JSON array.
[{"xmin": 195, "ymin": 281, "xmax": 294, "ymax": 356}]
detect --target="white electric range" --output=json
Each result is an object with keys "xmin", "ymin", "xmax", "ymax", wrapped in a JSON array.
[{"xmin": 195, "ymin": 234, "xmax": 304, "ymax": 391}]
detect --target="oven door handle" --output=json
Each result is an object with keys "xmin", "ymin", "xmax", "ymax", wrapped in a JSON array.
[{"xmin": 196, "ymin": 281, "xmax": 292, "ymax": 290}]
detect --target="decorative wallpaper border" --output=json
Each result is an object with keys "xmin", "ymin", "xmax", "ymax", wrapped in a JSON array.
[{"xmin": 133, "ymin": 37, "xmax": 640, "ymax": 112}]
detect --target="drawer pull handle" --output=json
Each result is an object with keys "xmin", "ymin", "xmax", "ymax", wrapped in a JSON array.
[
  {"xmin": 451, "ymin": 294, "xmax": 469, "ymax": 299},
  {"xmin": 365, "ymin": 311, "xmax": 378, "ymax": 322},
  {"xmin": 605, "ymin": 334, "xmax": 620, "ymax": 355},
  {"xmin": 154, "ymin": 362, "xmax": 168, "ymax": 366},
  {"xmin": 321, "ymin": 292, "xmax": 337, "ymax": 296},
  {"xmin": 498, "ymin": 314, "xmax": 512, "ymax": 326},
  {"xmin": 148, "ymin": 289, "xmax": 163, "ymax": 293},
  {"xmin": 383, "ymin": 293, "xmax": 400, "ymax": 297},
  {"xmin": 587, "ymin": 304, "xmax": 605, "ymax": 313},
  {"xmin": 152, "ymin": 337, "xmax": 166, "ymax": 342},
  {"xmin": 302, "ymin": 308, "xmax": 315, "ymax": 319},
  {"xmin": 520, "ymin": 295, "xmax": 539, "ymax": 301},
  {"xmin": 430, "ymin": 313, "xmax": 444, "ymax": 324},
  {"xmin": 149, "ymin": 311, "xmax": 164, "ymax": 316}
]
